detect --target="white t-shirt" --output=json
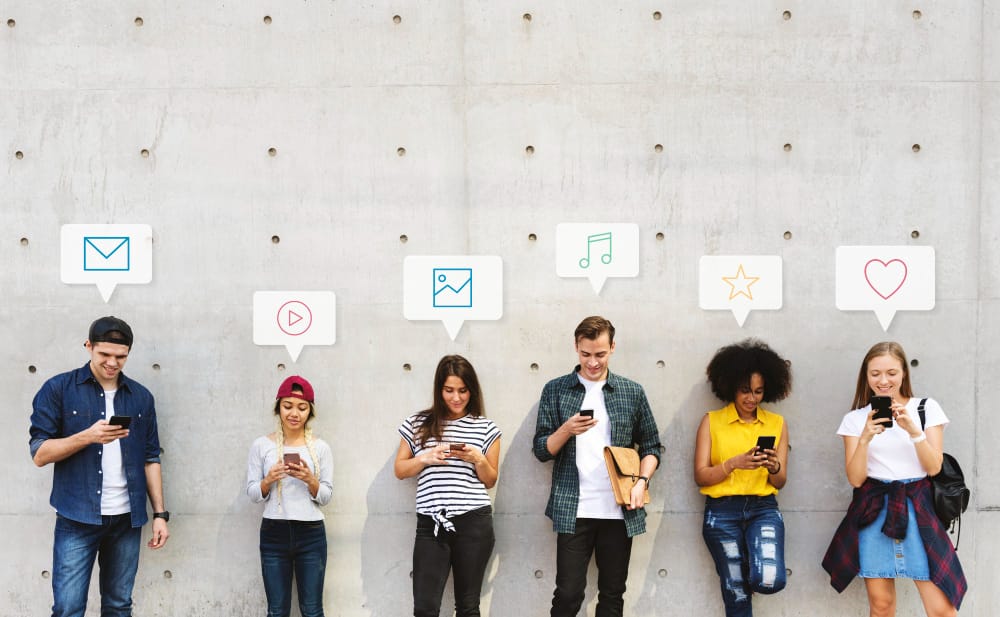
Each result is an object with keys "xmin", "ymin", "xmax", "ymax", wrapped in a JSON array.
[
  {"xmin": 837, "ymin": 396, "xmax": 948, "ymax": 481},
  {"xmin": 100, "ymin": 390, "xmax": 130, "ymax": 515},
  {"xmin": 575, "ymin": 375, "xmax": 623, "ymax": 520}
]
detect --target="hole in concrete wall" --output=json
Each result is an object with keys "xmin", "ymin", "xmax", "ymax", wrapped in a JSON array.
[
  {"xmin": 277, "ymin": 363, "xmax": 286, "ymax": 371},
  {"xmin": 152, "ymin": 363, "xmax": 161, "ymax": 371},
  {"xmin": 140, "ymin": 149, "xmax": 150, "ymax": 158},
  {"xmin": 523, "ymin": 13, "xmax": 532, "ymax": 22},
  {"xmin": 271, "ymin": 235, "xmax": 280, "ymax": 244},
  {"xmin": 7, "ymin": 18, "xmax": 15, "ymax": 28},
  {"xmin": 658, "ymin": 445, "xmax": 666, "ymax": 453},
  {"xmin": 528, "ymin": 233, "xmax": 537, "ymax": 241},
  {"xmin": 20, "ymin": 237, "xmax": 29, "ymax": 245},
  {"xmin": 15, "ymin": 150, "xmax": 24, "ymax": 159},
  {"xmin": 159, "ymin": 447, "xmax": 165, "ymax": 455},
  {"xmin": 911, "ymin": 229, "xmax": 920, "ymax": 239},
  {"xmin": 134, "ymin": 17, "xmax": 143, "ymax": 27},
  {"xmin": 783, "ymin": 143, "xmax": 792, "ymax": 152},
  {"xmin": 28, "ymin": 365, "xmax": 37, "ymax": 373},
  {"xmin": 409, "ymin": 570, "xmax": 414, "ymax": 578},
  {"xmin": 534, "ymin": 570, "xmax": 544, "ymax": 579},
  {"xmin": 912, "ymin": 143, "xmax": 921, "ymax": 153},
  {"xmin": 268, "ymin": 147, "xmax": 277, "ymax": 157},
  {"xmin": 785, "ymin": 359, "xmax": 792, "ymax": 367},
  {"xmin": 655, "ymin": 232, "xmax": 664, "ymax": 241},
  {"xmin": 525, "ymin": 145, "xmax": 535, "ymax": 156},
  {"xmin": 403, "ymin": 363, "xmax": 412, "ymax": 372},
  {"xmin": 783, "ymin": 231, "xmax": 792, "ymax": 240},
  {"xmin": 163, "ymin": 570, "xmax": 172, "ymax": 579},
  {"xmin": 786, "ymin": 568, "xmax": 793, "ymax": 576},
  {"xmin": 912, "ymin": 10, "xmax": 922, "ymax": 20},
  {"xmin": 654, "ymin": 144, "xmax": 663, "ymax": 153},
  {"xmin": 652, "ymin": 11, "xmax": 662, "ymax": 21},
  {"xmin": 530, "ymin": 363, "xmax": 539, "ymax": 372},
  {"xmin": 656, "ymin": 360, "xmax": 665, "ymax": 368},
  {"xmin": 658, "ymin": 568, "xmax": 668, "ymax": 577},
  {"xmin": 393, "ymin": 15, "xmax": 402, "ymax": 24},
  {"xmin": 397, "ymin": 147, "xmax": 406, "ymax": 157},
  {"xmin": 910, "ymin": 358, "xmax": 919, "ymax": 367},
  {"xmin": 263, "ymin": 15, "xmax": 272, "ymax": 25},
  {"xmin": 782, "ymin": 10, "xmax": 792, "ymax": 20},
  {"xmin": 41, "ymin": 570, "xmax": 50, "ymax": 579},
  {"xmin": 399, "ymin": 234, "xmax": 409, "ymax": 243}
]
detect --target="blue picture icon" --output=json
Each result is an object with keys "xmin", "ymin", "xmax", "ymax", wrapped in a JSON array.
[{"xmin": 432, "ymin": 268, "xmax": 472, "ymax": 308}]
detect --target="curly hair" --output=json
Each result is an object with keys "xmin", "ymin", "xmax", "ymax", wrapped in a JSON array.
[{"xmin": 705, "ymin": 339, "xmax": 792, "ymax": 403}]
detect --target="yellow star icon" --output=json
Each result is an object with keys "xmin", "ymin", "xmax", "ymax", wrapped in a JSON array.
[{"xmin": 722, "ymin": 264, "xmax": 760, "ymax": 300}]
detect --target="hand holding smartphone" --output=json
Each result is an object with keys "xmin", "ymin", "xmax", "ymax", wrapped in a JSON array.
[
  {"xmin": 871, "ymin": 396, "xmax": 893, "ymax": 428},
  {"xmin": 755, "ymin": 435, "xmax": 776, "ymax": 455},
  {"xmin": 449, "ymin": 443, "xmax": 466, "ymax": 453},
  {"xmin": 283, "ymin": 453, "xmax": 302, "ymax": 466},
  {"xmin": 579, "ymin": 409, "xmax": 594, "ymax": 419},
  {"xmin": 108, "ymin": 416, "xmax": 132, "ymax": 429}
]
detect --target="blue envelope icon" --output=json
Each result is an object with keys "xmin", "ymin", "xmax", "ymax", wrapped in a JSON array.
[
  {"xmin": 432, "ymin": 268, "xmax": 472, "ymax": 308},
  {"xmin": 83, "ymin": 237, "xmax": 131, "ymax": 271}
]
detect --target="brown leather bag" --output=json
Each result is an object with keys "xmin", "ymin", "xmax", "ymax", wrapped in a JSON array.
[{"xmin": 603, "ymin": 446, "xmax": 650, "ymax": 506}]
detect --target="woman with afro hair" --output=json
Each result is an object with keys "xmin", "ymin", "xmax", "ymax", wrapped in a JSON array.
[{"xmin": 693, "ymin": 339, "xmax": 792, "ymax": 617}]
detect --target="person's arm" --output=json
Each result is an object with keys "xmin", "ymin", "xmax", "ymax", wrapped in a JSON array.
[
  {"xmin": 33, "ymin": 420, "xmax": 128, "ymax": 467},
  {"xmin": 844, "ymin": 410, "xmax": 880, "ymax": 487},
  {"xmin": 450, "ymin": 438, "xmax": 501, "ymax": 489},
  {"xmin": 693, "ymin": 414, "xmax": 729, "ymax": 487},
  {"xmin": 533, "ymin": 382, "xmax": 595, "ymax": 461},
  {"xmin": 394, "ymin": 438, "xmax": 450, "ymax": 479},
  {"xmin": 892, "ymin": 401, "xmax": 944, "ymax": 476},
  {"xmin": 764, "ymin": 421, "xmax": 789, "ymax": 490},
  {"xmin": 626, "ymin": 387, "xmax": 661, "ymax": 509},
  {"xmin": 144, "ymin": 462, "xmax": 169, "ymax": 549},
  {"xmin": 628, "ymin": 454, "xmax": 659, "ymax": 510}
]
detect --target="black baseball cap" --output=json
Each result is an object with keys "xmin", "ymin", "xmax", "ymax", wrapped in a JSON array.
[{"xmin": 88, "ymin": 316, "xmax": 134, "ymax": 348}]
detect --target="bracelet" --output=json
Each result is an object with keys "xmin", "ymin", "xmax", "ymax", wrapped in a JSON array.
[
  {"xmin": 910, "ymin": 432, "xmax": 927, "ymax": 444},
  {"xmin": 637, "ymin": 475, "xmax": 650, "ymax": 487},
  {"xmin": 768, "ymin": 461, "xmax": 781, "ymax": 475},
  {"xmin": 721, "ymin": 460, "xmax": 730, "ymax": 475}
]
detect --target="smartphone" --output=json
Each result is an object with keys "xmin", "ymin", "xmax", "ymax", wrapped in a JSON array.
[
  {"xmin": 283, "ymin": 453, "xmax": 302, "ymax": 466},
  {"xmin": 449, "ymin": 443, "xmax": 466, "ymax": 452},
  {"xmin": 108, "ymin": 416, "xmax": 132, "ymax": 429},
  {"xmin": 871, "ymin": 396, "xmax": 893, "ymax": 428},
  {"xmin": 755, "ymin": 435, "xmax": 776, "ymax": 454},
  {"xmin": 579, "ymin": 409, "xmax": 594, "ymax": 418}
]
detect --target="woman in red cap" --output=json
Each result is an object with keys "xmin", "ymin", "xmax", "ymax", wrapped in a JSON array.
[{"xmin": 246, "ymin": 376, "xmax": 333, "ymax": 617}]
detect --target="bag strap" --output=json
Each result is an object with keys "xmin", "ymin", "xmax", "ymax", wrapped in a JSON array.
[
  {"xmin": 917, "ymin": 398, "xmax": 927, "ymax": 430},
  {"xmin": 916, "ymin": 398, "xmax": 963, "ymax": 549}
]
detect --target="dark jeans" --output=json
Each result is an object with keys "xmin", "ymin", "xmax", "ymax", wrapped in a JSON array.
[
  {"xmin": 412, "ymin": 505, "xmax": 495, "ymax": 617},
  {"xmin": 51, "ymin": 513, "xmax": 141, "ymax": 617},
  {"xmin": 702, "ymin": 495, "xmax": 787, "ymax": 617},
  {"xmin": 551, "ymin": 518, "xmax": 633, "ymax": 617},
  {"xmin": 259, "ymin": 518, "xmax": 328, "ymax": 617}
]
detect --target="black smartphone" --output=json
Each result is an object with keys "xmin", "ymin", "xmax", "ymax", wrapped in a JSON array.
[
  {"xmin": 755, "ymin": 435, "xmax": 776, "ymax": 454},
  {"xmin": 108, "ymin": 415, "xmax": 132, "ymax": 429},
  {"xmin": 871, "ymin": 396, "xmax": 893, "ymax": 428},
  {"xmin": 579, "ymin": 409, "xmax": 594, "ymax": 418}
]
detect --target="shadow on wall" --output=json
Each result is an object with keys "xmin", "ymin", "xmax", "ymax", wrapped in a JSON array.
[{"xmin": 361, "ymin": 453, "xmax": 416, "ymax": 616}]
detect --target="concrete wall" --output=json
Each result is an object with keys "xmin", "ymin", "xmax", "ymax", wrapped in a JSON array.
[{"xmin": 3, "ymin": 2, "xmax": 997, "ymax": 615}]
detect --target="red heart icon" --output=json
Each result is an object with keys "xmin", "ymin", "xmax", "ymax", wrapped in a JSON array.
[{"xmin": 864, "ymin": 259, "xmax": 908, "ymax": 299}]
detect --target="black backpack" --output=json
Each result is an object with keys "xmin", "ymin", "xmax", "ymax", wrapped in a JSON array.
[{"xmin": 917, "ymin": 399, "xmax": 970, "ymax": 546}]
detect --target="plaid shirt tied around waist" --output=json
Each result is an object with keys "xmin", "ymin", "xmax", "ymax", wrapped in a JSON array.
[{"xmin": 822, "ymin": 477, "xmax": 966, "ymax": 609}]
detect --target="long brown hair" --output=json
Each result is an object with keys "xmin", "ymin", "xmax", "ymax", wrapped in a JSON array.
[
  {"xmin": 851, "ymin": 341, "xmax": 914, "ymax": 409},
  {"xmin": 415, "ymin": 355, "xmax": 485, "ymax": 447}
]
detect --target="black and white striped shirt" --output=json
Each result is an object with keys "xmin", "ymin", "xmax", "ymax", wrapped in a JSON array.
[{"xmin": 399, "ymin": 412, "xmax": 501, "ymax": 517}]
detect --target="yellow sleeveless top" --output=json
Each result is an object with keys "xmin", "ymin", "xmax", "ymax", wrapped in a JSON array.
[{"xmin": 700, "ymin": 403, "xmax": 784, "ymax": 498}]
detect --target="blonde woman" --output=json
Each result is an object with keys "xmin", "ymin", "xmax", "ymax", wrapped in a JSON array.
[{"xmin": 247, "ymin": 376, "xmax": 333, "ymax": 617}]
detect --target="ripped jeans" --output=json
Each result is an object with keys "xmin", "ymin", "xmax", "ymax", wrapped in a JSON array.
[{"xmin": 702, "ymin": 495, "xmax": 786, "ymax": 617}]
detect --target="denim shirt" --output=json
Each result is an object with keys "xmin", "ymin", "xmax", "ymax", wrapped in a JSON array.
[
  {"xmin": 533, "ymin": 367, "xmax": 661, "ymax": 537},
  {"xmin": 29, "ymin": 364, "xmax": 161, "ymax": 528}
]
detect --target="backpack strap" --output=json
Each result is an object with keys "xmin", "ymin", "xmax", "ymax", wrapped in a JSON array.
[{"xmin": 917, "ymin": 398, "xmax": 927, "ymax": 430}]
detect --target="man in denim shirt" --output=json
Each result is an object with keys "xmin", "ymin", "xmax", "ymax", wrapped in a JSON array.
[
  {"xmin": 533, "ymin": 316, "xmax": 661, "ymax": 617},
  {"xmin": 29, "ymin": 316, "xmax": 170, "ymax": 617}
]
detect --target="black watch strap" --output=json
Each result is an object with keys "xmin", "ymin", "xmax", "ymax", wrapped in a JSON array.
[
  {"xmin": 637, "ymin": 476, "xmax": 650, "ymax": 487},
  {"xmin": 153, "ymin": 511, "xmax": 170, "ymax": 522}
]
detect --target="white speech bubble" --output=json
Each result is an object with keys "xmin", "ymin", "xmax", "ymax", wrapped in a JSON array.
[
  {"xmin": 253, "ymin": 291, "xmax": 336, "ymax": 362},
  {"xmin": 61, "ymin": 224, "xmax": 153, "ymax": 302},
  {"xmin": 556, "ymin": 223, "xmax": 640, "ymax": 294},
  {"xmin": 699, "ymin": 256, "xmax": 783, "ymax": 326},
  {"xmin": 836, "ymin": 246, "xmax": 935, "ymax": 331},
  {"xmin": 403, "ymin": 256, "xmax": 503, "ymax": 340}
]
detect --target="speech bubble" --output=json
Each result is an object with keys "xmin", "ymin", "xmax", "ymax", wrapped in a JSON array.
[
  {"xmin": 556, "ymin": 223, "xmax": 640, "ymax": 294},
  {"xmin": 61, "ymin": 224, "xmax": 153, "ymax": 302},
  {"xmin": 699, "ymin": 256, "xmax": 783, "ymax": 326},
  {"xmin": 836, "ymin": 246, "xmax": 935, "ymax": 331},
  {"xmin": 403, "ymin": 255, "xmax": 503, "ymax": 340},
  {"xmin": 253, "ymin": 291, "xmax": 336, "ymax": 362}
]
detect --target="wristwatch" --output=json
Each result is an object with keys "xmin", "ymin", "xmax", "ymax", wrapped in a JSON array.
[
  {"xmin": 153, "ymin": 511, "xmax": 170, "ymax": 522},
  {"xmin": 637, "ymin": 476, "xmax": 650, "ymax": 487}
]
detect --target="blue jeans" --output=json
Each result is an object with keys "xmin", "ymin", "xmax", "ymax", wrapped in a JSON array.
[
  {"xmin": 52, "ymin": 513, "xmax": 141, "ymax": 617},
  {"xmin": 551, "ymin": 518, "xmax": 633, "ymax": 617},
  {"xmin": 413, "ymin": 506, "xmax": 495, "ymax": 617},
  {"xmin": 259, "ymin": 519, "xmax": 328, "ymax": 617},
  {"xmin": 702, "ymin": 496, "xmax": 786, "ymax": 617}
]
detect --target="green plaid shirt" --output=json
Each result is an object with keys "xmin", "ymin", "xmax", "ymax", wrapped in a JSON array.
[{"xmin": 533, "ymin": 366, "xmax": 661, "ymax": 537}]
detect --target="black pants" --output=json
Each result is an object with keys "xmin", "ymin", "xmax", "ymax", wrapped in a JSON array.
[
  {"xmin": 551, "ymin": 518, "xmax": 633, "ymax": 617},
  {"xmin": 412, "ymin": 506, "xmax": 495, "ymax": 617}
]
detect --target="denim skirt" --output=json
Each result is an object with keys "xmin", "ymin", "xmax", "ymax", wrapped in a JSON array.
[{"xmin": 858, "ymin": 479, "xmax": 930, "ymax": 580}]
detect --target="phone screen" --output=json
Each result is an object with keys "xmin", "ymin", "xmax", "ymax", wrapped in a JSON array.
[
  {"xmin": 755, "ymin": 435, "xmax": 776, "ymax": 453},
  {"xmin": 283, "ymin": 453, "xmax": 302, "ymax": 466},
  {"xmin": 871, "ymin": 396, "xmax": 893, "ymax": 428},
  {"xmin": 579, "ymin": 409, "xmax": 594, "ymax": 418},
  {"xmin": 449, "ymin": 443, "xmax": 466, "ymax": 452},
  {"xmin": 108, "ymin": 416, "xmax": 132, "ymax": 429}
]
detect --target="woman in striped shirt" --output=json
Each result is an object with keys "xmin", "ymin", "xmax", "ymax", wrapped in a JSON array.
[{"xmin": 394, "ymin": 355, "xmax": 502, "ymax": 617}]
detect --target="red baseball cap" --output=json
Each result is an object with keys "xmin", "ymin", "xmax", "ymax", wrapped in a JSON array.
[{"xmin": 275, "ymin": 376, "xmax": 314, "ymax": 403}]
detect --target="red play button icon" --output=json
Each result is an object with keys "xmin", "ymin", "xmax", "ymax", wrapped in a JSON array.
[{"xmin": 276, "ymin": 300, "xmax": 313, "ymax": 336}]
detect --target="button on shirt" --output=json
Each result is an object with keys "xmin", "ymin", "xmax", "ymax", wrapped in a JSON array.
[{"xmin": 29, "ymin": 364, "xmax": 161, "ymax": 528}]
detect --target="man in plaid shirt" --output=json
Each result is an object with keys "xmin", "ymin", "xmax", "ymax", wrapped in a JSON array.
[{"xmin": 533, "ymin": 316, "xmax": 661, "ymax": 617}]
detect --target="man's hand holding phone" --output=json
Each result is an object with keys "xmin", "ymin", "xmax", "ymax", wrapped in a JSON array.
[
  {"xmin": 563, "ymin": 410, "xmax": 598, "ymax": 436},
  {"xmin": 87, "ymin": 419, "xmax": 129, "ymax": 444}
]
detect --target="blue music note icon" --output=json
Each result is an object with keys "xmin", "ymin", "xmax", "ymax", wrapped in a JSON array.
[{"xmin": 579, "ymin": 232, "xmax": 613, "ymax": 269}]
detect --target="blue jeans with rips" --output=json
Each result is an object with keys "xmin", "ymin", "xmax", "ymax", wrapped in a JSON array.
[
  {"xmin": 51, "ymin": 513, "xmax": 142, "ymax": 617},
  {"xmin": 702, "ymin": 495, "xmax": 786, "ymax": 617},
  {"xmin": 259, "ymin": 518, "xmax": 328, "ymax": 617}
]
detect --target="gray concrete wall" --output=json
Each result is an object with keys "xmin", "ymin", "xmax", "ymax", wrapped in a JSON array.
[{"xmin": 3, "ymin": 2, "xmax": 997, "ymax": 615}]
